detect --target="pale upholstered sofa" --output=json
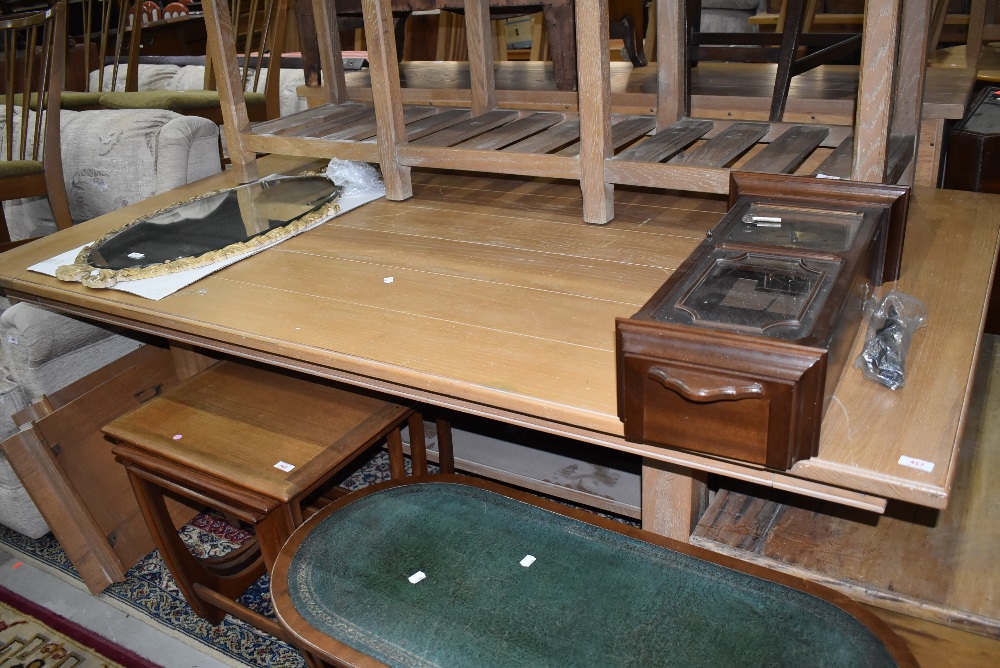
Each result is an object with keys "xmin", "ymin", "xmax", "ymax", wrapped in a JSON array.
[
  {"xmin": 3, "ymin": 107, "xmax": 221, "ymax": 239},
  {"xmin": 0, "ymin": 301, "xmax": 145, "ymax": 538},
  {"xmin": 700, "ymin": 0, "xmax": 767, "ymax": 32},
  {"xmin": 0, "ymin": 107, "xmax": 221, "ymax": 538},
  {"xmin": 90, "ymin": 64, "xmax": 310, "ymax": 119}
]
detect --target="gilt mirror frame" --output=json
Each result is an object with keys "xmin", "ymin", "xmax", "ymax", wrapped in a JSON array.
[{"xmin": 56, "ymin": 174, "xmax": 342, "ymax": 289}]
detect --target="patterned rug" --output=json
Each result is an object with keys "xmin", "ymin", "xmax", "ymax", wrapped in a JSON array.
[
  {"xmin": 0, "ymin": 448, "xmax": 398, "ymax": 668},
  {"xmin": 1, "ymin": 583, "xmax": 161, "ymax": 667}
]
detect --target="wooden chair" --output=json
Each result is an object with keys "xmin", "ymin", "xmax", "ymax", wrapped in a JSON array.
[
  {"xmin": 688, "ymin": 0, "xmax": 862, "ymax": 122},
  {"xmin": 967, "ymin": 0, "xmax": 1000, "ymax": 68},
  {"xmin": 0, "ymin": 3, "xmax": 72, "ymax": 244},
  {"xmin": 59, "ymin": 0, "xmax": 143, "ymax": 109},
  {"xmin": 104, "ymin": 360, "xmax": 453, "ymax": 640},
  {"xmin": 90, "ymin": 0, "xmax": 286, "ymax": 124}
]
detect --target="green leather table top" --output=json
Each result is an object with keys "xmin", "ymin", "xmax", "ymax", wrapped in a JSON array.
[{"xmin": 282, "ymin": 481, "xmax": 900, "ymax": 667}]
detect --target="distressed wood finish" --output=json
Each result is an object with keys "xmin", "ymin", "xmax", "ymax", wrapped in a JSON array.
[
  {"xmin": 0, "ymin": 345, "xmax": 191, "ymax": 593},
  {"xmin": 692, "ymin": 334, "xmax": 1000, "ymax": 638},
  {"xmin": 0, "ymin": 158, "xmax": 994, "ymax": 518},
  {"xmin": 104, "ymin": 361, "xmax": 435, "ymax": 637}
]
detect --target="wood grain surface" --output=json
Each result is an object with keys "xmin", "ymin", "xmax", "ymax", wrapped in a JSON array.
[{"xmin": 0, "ymin": 156, "xmax": 995, "ymax": 511}]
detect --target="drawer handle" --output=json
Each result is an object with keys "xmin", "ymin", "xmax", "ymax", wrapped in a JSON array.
[{"xmin": 648, "ymin": 367, "xmax": 764, "ymax": 403}]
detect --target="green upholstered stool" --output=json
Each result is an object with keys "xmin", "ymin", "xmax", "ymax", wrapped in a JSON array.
[{"xmin": 271, "ymin": 476, "xmax": 917, "ymax": 668}]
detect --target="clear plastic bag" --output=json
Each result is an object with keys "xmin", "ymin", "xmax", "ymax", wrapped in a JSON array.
[
  {"xmin": 325, "ymin": 159, "xmax": 383, "ymax": 196},
  {"xmin": 853, "ymin": 290, "xmax": 928, "ymax": 390}
]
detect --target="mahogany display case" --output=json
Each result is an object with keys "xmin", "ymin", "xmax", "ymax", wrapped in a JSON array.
[{"xmin": 616, "ymin": 173, "xmax": 909, "ymax": 470}]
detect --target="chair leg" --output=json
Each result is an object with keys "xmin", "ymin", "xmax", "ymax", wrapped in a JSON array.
[
  {"xmin": 436, "ymin": 415, "xmax": 455, "ymax": 474},
  {"xmin": 126, "ymin": 472, "xmax": 235, "ymax": 623},
  {"xmin": 0, "ymin": 204, "xmax": 11, "ymax": 244},
  {"xmin": 44, "ymin": 169, "xmax": 73, "ymax": 231}
]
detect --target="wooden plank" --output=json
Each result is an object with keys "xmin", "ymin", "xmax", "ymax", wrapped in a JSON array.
[
  {"xmin": 241, "ymin": 134, "xmax": 381, "ymax": 163},
  {"xmin": 642, "ymin": 458, "xmax": 708, "ymax": 541},
  {"xmin": 410, "ymin": 109, "xmax": 521, "ymax": 147},
  {"xmin": 670, "ymin": 121, "xmax": 770, "ymax": 167},
  {"xmin": 656, "ymin": 0, "xmax": 686, "ymax": 127},
  {"xmin": 556, "ymin": 115, "xmax": 656, "ymax": 157},
  {"xmin": 575, "ymin": 0, "xmax": 614, "ymax": 223},
  {"xmin": 360, "ymin": 0, "xmax": 411, "ymax": 199},
  {"xmin": 279, "ymin": 105, "xmax": 377, "ymax": 139},
  {"xmin": 310, "ymin": 0, "xmax": 347, "ymax": 104},
  {"xmin": 891, "ymin": 0, "xmax": 933, "ymax": 185},
  {"xmin": 453, "ymin": 113, "xmax": 564, "ymax": 150},
  {"xmin": 403, "ymin": 108, "xmax": 474, "ymax": 143},
  {"xmin": 2, "ymin": 427, "xmax": 125, "ymax": 593},
  {"xmin": 852, "ymin": 0, "xmax": 902, "ymax": 181},
  {"xmin": 463, "ymin": 0, "xmax": 497, "ymax": 115},
  {"xmin": 614, "ymin": 119, "xmax": 714, "ymax": 163},
  {"xmin": 323, "ymin": 106, "xmax": 438, "ymax": 141},
  {"xmin": 503, "ymin": 119, "xmax": 581, "ymax": 154},
  {"xmin": 605, "ymin": 160, "xmax": 732, "ymax": 193},
  {"xmin": 201, "ymin": 0, "xmax": 258, "ymax": 181},
  {"xmin": 739, "ymin": 125, "xmax": 829, "ymax": 173},
  {"xmin": 797, "ymin": 186, "xmax": 1000, "ymax": 504},
  {"xmin": 252, "ymin": 102, "xmax": 368, "ymax": 136},
  {"xmin": 692, "ymin": 336, "xmax": 1000, "ymax": 637},
  {"xmin": 812, "ymin": 134, "xmax": 854, "ymax": 178}
]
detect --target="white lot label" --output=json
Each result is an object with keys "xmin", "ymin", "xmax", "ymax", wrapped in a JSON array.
[
  {"xmin": 898, "ymin": 455, "xmax": 934, "ymax": 472},
  {"xmin": 408, "ymin": 571, "xmax": 426, "ymax": 584},
  {"xmin": 274, "ymin": 461, "xmax": 296, "ymax": 472}
]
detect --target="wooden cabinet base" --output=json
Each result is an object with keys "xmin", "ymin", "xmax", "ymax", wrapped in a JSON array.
[{"xmin": 0, "ymin": 345, "xmax": 199, "ymax": 593}]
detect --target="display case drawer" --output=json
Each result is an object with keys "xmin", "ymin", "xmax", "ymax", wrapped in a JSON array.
[{"xmin": 617, "ymin": 321, "xmax": 826, "ymax": 470}]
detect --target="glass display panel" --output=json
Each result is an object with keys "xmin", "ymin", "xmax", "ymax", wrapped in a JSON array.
[
  {"xmin": 653, "ymin": 250, "xmax": 843, "ymax": 339},
  {"xmin": 723, "ymin": 203, "xmax": 864, "ymax": 252}
]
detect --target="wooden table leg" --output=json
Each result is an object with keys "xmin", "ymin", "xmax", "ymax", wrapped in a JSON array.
[{"xmin": 641, "ymin": 457, "xmax": 709, "ymax": 541}]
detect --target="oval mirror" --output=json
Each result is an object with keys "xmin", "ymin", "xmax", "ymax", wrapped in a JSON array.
[{"xmin": 56, "ymin": 175, "xmax": 342, "ymax": 288}]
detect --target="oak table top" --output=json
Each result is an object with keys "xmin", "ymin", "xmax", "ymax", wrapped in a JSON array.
[{"xmin": 0, "ymin": 155, "xmax": 995, "ymax": 513}]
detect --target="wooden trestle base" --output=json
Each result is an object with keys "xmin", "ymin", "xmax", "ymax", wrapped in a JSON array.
[{"xmin": 201, "ymin": 0, "xmax": 935, "ymax": 225}]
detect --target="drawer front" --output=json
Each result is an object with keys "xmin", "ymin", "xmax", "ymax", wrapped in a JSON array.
[{"xmin": 622, "ymin": 355, "xmax": 796, "ymax": 468}]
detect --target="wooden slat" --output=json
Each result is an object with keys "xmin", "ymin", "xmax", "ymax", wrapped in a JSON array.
[
  {"xmin": 410, "ymin": 109, "xmax": 521, "ymax": 147},
  {"xmin": 241, "ymin": 134, "xmax": 381, "ymax": 162},
  {"xmin": 739, "ymin": 125, "xmax": 829, "ymax": 173},
  {"xmin": 454, "ymin": 113, "xmax": 564, "ymax": 150},
  {"xmin": 403, "ymin": 108, "xmax": 474, "ymax": 143},
  {"xmin": 323, "ymin": 106, "xmax": 438, "ymax": 141},
  {"xmin": 253, "ymin": 102, "xmax": 367, "ymax": 136},
  {"xmin": 503, "ymin": 120, "xmax": 581, "ymax": 154},
  {"xmin": 670, "ymin": 121, "xmax": 769, "ymax": 167},
  {"xmin": 398, "ymin": 146, "xmax": 581, "ymax": 180},
  {"xmin": 812, "ymin": 134, "xmax": 854, "ymax": 178},
  {"xmin": 614, "ymin": 119, "xmax": 714, "ymax": 163},
  {"xmin": 280, "ymin": 105, "xmax": 377, "ymax": 139},
  {"xmin": 557, "ymin": 115, "xmax": 656, "ymax": 157}
]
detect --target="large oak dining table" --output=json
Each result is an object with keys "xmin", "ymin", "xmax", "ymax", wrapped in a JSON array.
[{"xmin": 0, "ymin": 154, "xmax": 996, "ymax": 540}]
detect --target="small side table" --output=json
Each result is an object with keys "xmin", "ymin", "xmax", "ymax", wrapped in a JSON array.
[{"xmin": 104, "ymin": 360, "xmax": 437, "ymax": 641}]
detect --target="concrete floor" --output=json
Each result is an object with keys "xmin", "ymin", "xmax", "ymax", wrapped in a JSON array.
[{"xmin": 0, "ymin": 545, "xmax": 235, "ymax": 668}]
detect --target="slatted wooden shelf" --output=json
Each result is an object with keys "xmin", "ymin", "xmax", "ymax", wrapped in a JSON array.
[
  {"xmin": 205, "ymin": 0, "xmax": 931, "ymax": 225},
  {"xmin": 608, "ymin": 119, "xmax": 914, "ymax": 194},
  {"xmin": 252, "ymin": 102, "xmax": 913, "ymax": 192}
]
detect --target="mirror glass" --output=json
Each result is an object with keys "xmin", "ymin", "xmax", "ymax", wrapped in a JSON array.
[{"xmin": 86, "ymin": 175, "xmax": 341, "ymax": 270}]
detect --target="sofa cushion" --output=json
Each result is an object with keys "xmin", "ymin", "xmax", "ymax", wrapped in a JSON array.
[
  {"xmin": 1, "ymin": 107, "xmax": 221, "ymax": 240},
  {"xmin": 0, "ymin": 303, "xmax": 143, "ymax": 403},
  {"xmin": 0, "ymin": 377, "xmax": 48, "ymax": 539}
]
